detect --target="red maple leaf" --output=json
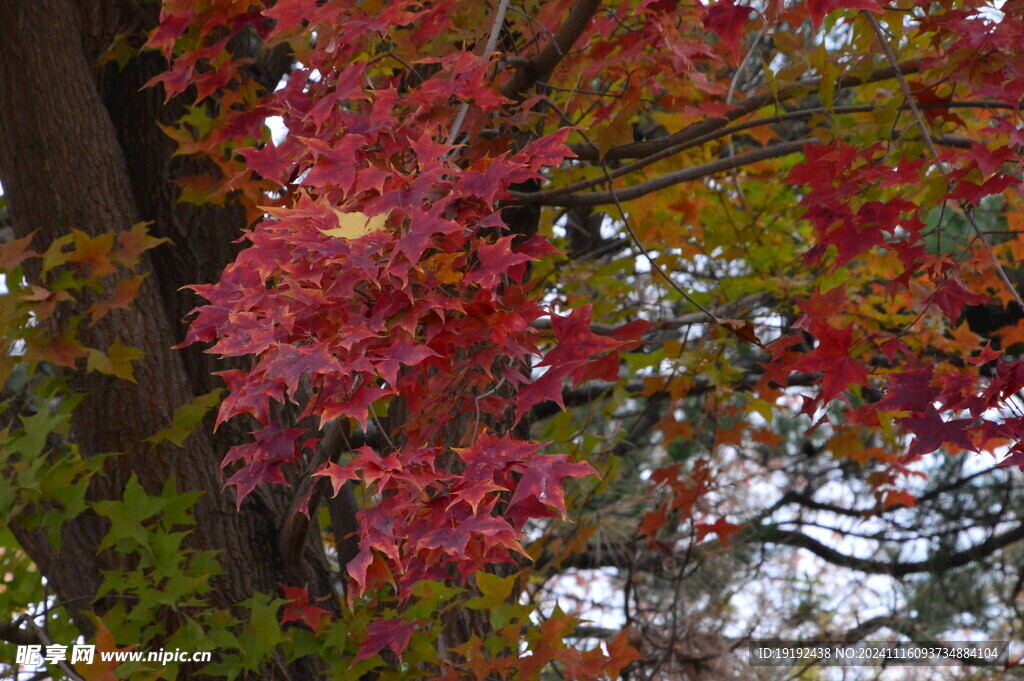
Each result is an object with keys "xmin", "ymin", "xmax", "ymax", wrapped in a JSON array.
[
  {"xmin": 515, "ymin": 366, "xmax": 570, "ymax": 422},
  {"xmin": 354, "ymin": 618, "xmax": 419, "ymax": 663},
  {"xmin": 876, "ymin": 367, "xmax": 940, "ymax": 413},
  {"xmin": 948, "ymin": 174, "xmax": 1019, "ymax": 206},
  {"xmin": 604, "ymin": 630, "xmax": 645, "ymax": 679},
  {"xmin": 539, "ymin": 306, "xmax": 630, "ymax": 385},
  {"xmin": 882, "ymin": 489, "xmax": 916, "ymax": 509},
  {"xmin": 998, "ymin": 444, "xmax": 1024, "ymax": 470},
  {"xmin": 897, "ymin": 407, "xmax": 975, "ymax": 459},
  {"xmin": 702, "ymin": 0, "xmax": 754, "ymax": 60},
  {"xmin": 790, "ymin": 323, "xmax": 867, "ymax": 402},
  {"xmin": 967, "ymin": 342, "xmax": 1001, "ymax": 366},
  {"xmin": 0, "ymin": 232, "xmax": 38, "ymax": 271},
  {"xmin": 639, "ymin": 506, "xmax": 670, "ymax": 537},
  {"xmin": 508, "ymin": 454, "xmax": 596, "ymax": 518},
  {"xmin": 933, "ymin": 275, "xmax": 987, "ymax": 320},
  {"xmin": 465, "ymin": 236, "xmax": 533, "ymax": 289},
  {"xmin": 313, "ymin": 460, "xmax": 359, "ymax": 497},
  {"xmin": 418, "ymin": 525, "xmax": 472, "ymax": 557},
  {"xmin": 280, "ymin": 584, "xmax": 331, "ymax": 635},
  {"xmin": 695, "ymin": 517, "xmax": 742, "ymax": 545},
  {"xmin": 449, "ymin": 479, "xmax": 507, "ymax": 515}
]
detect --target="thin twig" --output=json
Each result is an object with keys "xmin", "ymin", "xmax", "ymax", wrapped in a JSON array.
[
  {"xmin": 569, "ymin": 126, "xmax": 721, "ymax": 322},
  {"xmin": 445, "ymin": 0, "xmax": 513, "ymax": 149},
  {"xmin": 369, "ymin": 407, "xmax": 396, "ymax": 451},
  {"xmin": 724, "ymin": 27, "xmax": 767, "ymax": 210},
  {"xmin": 500, "ymin": 0, "xmax": 602, "ymax": 99},
  {"xmin": 277, "ymin": 420, "xmax": 348, "ymax": 588},
  {"xmin": 528, "ymin": 138, "xmax": 813, "ymax": 207},
  {"xmin": 28, "ymin": 620, "xmax": 85, "ymax": 681},
  {"xmin": 472, "ymin": 376, "xmax": 507, "ymax": 444},
  {"xmin": 570, "ymin": 59, "xmax": 925, "ymax": 162}
]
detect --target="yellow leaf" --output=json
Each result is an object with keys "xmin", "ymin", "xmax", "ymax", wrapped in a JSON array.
[
  {"xmin": 425, "ymin": 252, "xmax": 463, "ymax": 284},
  {"xmin": 319, "ymin": 209, "xmax": 389, "ymax": 239},
  {"xmin": 86, "ymin": 342, "xmax": 144, "ymax": 382}
]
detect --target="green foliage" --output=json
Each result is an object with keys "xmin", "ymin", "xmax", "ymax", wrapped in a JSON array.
[
  {"xmin": 146, "ymin": 389, "xmax": 225, "ymax": 448},
  {"xmin": 89, "ymin": 479, "xmax": 215, "ymax": 678},
  {"xmin": 10, "ymin": 1, "xmax": 1024, "ymax": 680}
]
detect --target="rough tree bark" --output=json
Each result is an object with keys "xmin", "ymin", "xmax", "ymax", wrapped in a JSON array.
[{"xmin": 0, "ymin": 3, "xmax": 338, "ymax": 679}]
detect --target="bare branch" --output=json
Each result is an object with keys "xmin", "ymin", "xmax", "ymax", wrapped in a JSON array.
[
  {"xmin": 530, "ymin": 294, "xmax": 770, "ymax": 334},
  {"xmin": 526, "ymin": 139, "xmax": 813, "ymax": 207},
  {"xmin": 0, "ymin": 619, "xmax": 36, "ymax": 646},
  {"xmin": 530, "ymin": 368, "xmax": 820, "ymax": 422},
  {"xmin": 569, "ymin": 60, "xmax": 923, "ymax": 162},
  {"xmin": 500, "ymin": 0, "xmax": 603, "ymax": 99},
  {"xmin": 27, "ymin": 619, "xmax": 85, "ymax": 681},
  {"xmin": 518, "ymin": 103, "xmax": 997, "ymax": 203},
  {"xmin": 555, "ymin": 521, "xmax": 1024, "ymax": 577},
  {"xmin": 277, "ymin": 420, "xmax": 346, "ymax": 584},
  {"xmin": 758, "ymin": 522, "xmax": 1024, "ymax": 577},
  {"xmin": 446, "ymin": 0, "xmax": 512, "ymax": 147}
]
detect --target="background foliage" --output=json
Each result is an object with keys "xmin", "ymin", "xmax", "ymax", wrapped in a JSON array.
[{"xmin": 2, "ymin": 0, "xmax": 1024, "ymax": 679}]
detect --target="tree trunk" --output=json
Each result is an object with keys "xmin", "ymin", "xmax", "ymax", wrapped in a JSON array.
[{"xmin": 0, "ymin": 2, "xmax": 339, "ymax": 679}]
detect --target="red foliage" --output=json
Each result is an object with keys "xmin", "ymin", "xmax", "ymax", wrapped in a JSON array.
[{"xmin": 145, "ymin": 0, "xmax": 1024, "ymax": 674}]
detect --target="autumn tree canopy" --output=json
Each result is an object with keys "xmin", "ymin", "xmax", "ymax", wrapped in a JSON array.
[{"xmin": 2, "ymin": 0, "xmax": 1024, "ymax": 679}]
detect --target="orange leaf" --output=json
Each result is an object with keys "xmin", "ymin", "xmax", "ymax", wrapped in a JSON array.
[
  {"xmin": 23, "ymin": 331, "xmax": 87, "ymax": 369},
  {"xmin": 721, "ymin": 318, "xmax": 762, "ymax": 345},
  {"xmin": 68, "ymin": 229, "xmax": 116, "ymax": 278},
  {"xmin": 111, "ymin": 222, "xmax": 169, "ymax": 268},
  {"xmin": 87, "ymin": 274, "xmax": 148, "ymax": 325},
  {"xmin": 0, "ymin": 232, "xmax": 38, "ymax": 271},
  {"xmin": 882, "ymin": 489, "xmax": 916, "ymax": 509},
  {"xmin": 79, "ymin": 618, "xmax": 134, "ymax": 681}
]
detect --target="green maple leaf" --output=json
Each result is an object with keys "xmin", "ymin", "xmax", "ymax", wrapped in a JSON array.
[
  {"xmin": 94, "ymin": 475, "xmax": 168, "ymax": 550},
  {"xmin": 466, "ymin": 572, "xmax": 515, "ymax": 611},
  {"xmin": 86, "ymin": 341, "xmax": 144, "ymax": 382}
]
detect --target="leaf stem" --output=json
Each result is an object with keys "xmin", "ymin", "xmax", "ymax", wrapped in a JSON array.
[
  {"xmin": 576, "ymin": 130, "xmax": 721, "ymax": 322},
  {"xmin": 445, "ymin": 0, "xmax": 513, "ymax": 149}
]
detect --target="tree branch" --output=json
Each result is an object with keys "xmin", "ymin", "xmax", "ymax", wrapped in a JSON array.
[
  {"xmin": 0, "ymin": 619, "xmax": 37, "ymax": 646},
  {"xmin": 569, "ymin": 60, "xmax": 923, "ymax": 162},
  {"xmin": 865, "ymin": 12, "xmax": 1024, "ymax": 309},
  {"xmin": 778, "ymin": 490, "xmax": 872, "ymax": 518},
  {"xmin": 0, "ymin": 615, "xmax": 87, "ymax": 680},
  {"xmin": 447, "ymin": 0, "xmax": 512, "ymax": 147},
  {"xmin": 527, "ymin": 139, "xmax": 813, "ymax": 207},
  {"xmin": 278, "ymin": 420, "xmax": 345, "ymax": 585},
  {"xmin": 249, "ymin": 41, "xmax": 294, "ymax": 93},
  {"xmin": 756, "ymin": 521, "xmax": 1024, "ymax": 577},
  {"xmin": 554, "ymin": 520, "xmax": 1024, "ymax": 577},
  {"xmin": 530, "ymin": 293, "xmax": 770, "ymax": 335},
  {"xmin": 26, "ymin": 619, "xmax": 85, "ymax": 681},
  {"xmin": 530, "ymin": 368, "xmax": 820, "ymax": 422},
  {"xmin": 518, "ymin": 102, "xmax": 998, "ymax": 203},
  {"xmin": 500, "ymin": 0, "xmax": 602, "ymax": 99}
]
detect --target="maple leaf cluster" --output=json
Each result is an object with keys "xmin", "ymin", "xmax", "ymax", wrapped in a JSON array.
[
  {"xmin": 772, "ymin": 57, "xmax": 1024, "ymax": 470},
  {"xmin": 143, "ymin": 0, "xmax": 1024, "ymax": 673},
  {"xmin": 151, "ymin": 0, "xmax": 644, "ymax": 600}
]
